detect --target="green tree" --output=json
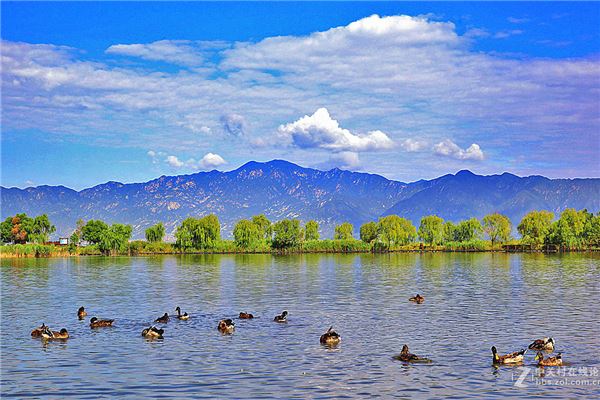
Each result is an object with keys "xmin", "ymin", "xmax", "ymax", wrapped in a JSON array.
[
  {"xmin": 145, "ymin": 222, "xmax": 165, "ymax": 243},
  {"xmin": 98, "ymin": 223, "xmax": 132, "ymax": 255},
  {"xmin": 68, "ymin": 232, "xmax": 80, "ymax": 253},
  {"xmin": 233, "ymin": 219, "xmax": 261, "ymax": 248},
  {"xmin": 377, "ymin": 215, "xmax": 417, "ymax": 247},
  {"xmin": 482, "ymin": 213, "xmax": 511, "ymax": 246},
  {"xmin": 518, "ymin": 210, "xmax": 554, "ymax": 246},
  {"xmin": 252, "ymin": 214, "xmax": 272, "ymax": 239},
  {"xmin": 418, "ymin": 215, "xmax": 444, "ymax": 245},
  {"xmin": 442, "ymin": 221, "xmax": 457, "ymax": 242},
  {"xmin": 304, "ymin": 220, "xmax": 320, "ymax": 241},
  {"xmin": 582, "ymin": 212, "xmax": 600, "ymax": 247},
  {"xmin": 272, "ymin": 219, "xmax": 303, "ymax": 249},
  {"xmin": 174, "ymin": 214, "xmax": 221, "ymax": 250},
  {"xmin": 0, "ymin": 217, "xmax": 13, "ymax": 243},
  {"xmin": 359, "ymin": 221, "xmax": 378, "ymax": 243},
  {"xmin": 547, "ymin": 208, "xmax": 586, "ymax": 248},
  {"xmin": 81, "ymin": 220, "xmax": 109, "ymax": 244},
  {"xmin": 29, "ymin": 214, "xmax": 56, "ymax": 243},
  {"xmin": 454, "ymin": 218, "xmax": 483, "ymax": 242},
  {"xmin": 334, "ymin": 222, "xmax": 353, "ymax": 240},
  {"xmin": 175, "ymin": 219, "xmax": 195, "ymax": 250}
]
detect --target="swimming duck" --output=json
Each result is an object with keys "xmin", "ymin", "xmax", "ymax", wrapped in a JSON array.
[
  {"xmin": 31, "ymin": 323, "xmax": 47, "ymax": 338},
  {"xmin": 40, "ymin": 326, "xmax": 69, "ymax": 340},
  {"xmin": 90, "ymin": 317, "xmax": 114, "ymax": 328},
  {"xmin": 239, "ymin": 312, "xmax": 254, "ymax": 319},
  {"xmin": 319, "ymin": 326, "xmax": 341, "ymax": 346},
  {"xmin": 142, "ymin": 326, "xmax": 164, "ymax": 339},
  {"xmin": 218, "ymin": 319, "xmax": 235, "ymax": 334},
  {"xmin": 274, "ymin": 310, "xmax": 288, "ymax": 323},
  {"xmin": 45, "ymin": 327, "xmax": 70, "ymax": 340},
  {"xmin": 78, "ymin": 306, "xmax": 87, "ymax": 320},
  {"xmin": 409, "ymin": 294, "xmax": 425, "ymax": 304},
  {"xmin": 535, "ymin": 352, "xmax": 563, "ymax": 366},
  {"xmin": 175, "ymin": 307, "xmax": 190, "ymax": 321},
  {"xmin": 393, "ymin": 344, "xmax": 432, "ymax": 363},
  {"xmin": 528, "ymin": 337, "xmax": 554, "ymax": 351},
  {"xmin": 155, "ymin": 313, "xmax": 169, "ymax": 323},
  {"xmin": 491, "ymin": 346, "xmax": 526, "ymax": 364}
]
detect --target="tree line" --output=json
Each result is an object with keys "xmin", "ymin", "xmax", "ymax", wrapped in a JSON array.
[{"xmin": 1, "ymin": 208, "xmax": 599, "ymax": 255}]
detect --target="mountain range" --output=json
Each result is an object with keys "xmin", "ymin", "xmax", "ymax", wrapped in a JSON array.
[{"xmin": 1, "ymin": 160, "xmax": 599, "ymax": 239}]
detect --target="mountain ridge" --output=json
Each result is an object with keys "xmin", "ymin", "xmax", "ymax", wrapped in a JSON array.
[{"xmin": 2, "ymin": 160, "xmax": 599, "ymax": 239}]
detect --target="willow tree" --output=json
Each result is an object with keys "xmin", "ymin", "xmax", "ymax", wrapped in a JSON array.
[
  {"xmin": 377, "ymin": 215, "xmax": 416, "ymax": 247},
  {"xmin": 304, "ymin": 220, "xmax": 320, "ymax": 241},
  {"xmin": 482, "ymin": 213, "xmax": 511, "ymax": 246},
  {"xmin": 145, "ymin": 222, "xmax": 165, "ymax": 243},
  {"xmin": 334, "ymin": 222, "xmax": 353, "ymax": 240},
  {"xmin": 418, "ymin": 215, "xmax": 444, "ymax": 245},
  {"xmin": 518, "ymin": 210, "xmax": 554, "ymax": 246},
  {"xmin": 233, "ymin": 219, "xmax": 261, "ymax": 248}
]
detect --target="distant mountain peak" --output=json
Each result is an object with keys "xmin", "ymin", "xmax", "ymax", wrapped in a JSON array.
[{"xmin": 1, "ymin": 160, "xmax": 598, "ymax": 240}]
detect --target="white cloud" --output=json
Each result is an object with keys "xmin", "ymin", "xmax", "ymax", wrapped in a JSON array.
[
  {"xmin": 278, "ymin": 108, "xmax": 394, "ymax": 152},
  {"xmin": 434, "ymin": 139, "xmax": 484, "ymax": 161},
  {"xmin": 106, "ymin": 40, "xmax": 222, "ymax": 66},
  {"xmin": 400, "ymin": 138, "xmax": 428, "ymax": 152},
  {"xmin": 163, "ymin": 153, "xmax": 226, "ymax": 170},
  {"xmin": 220, "ymin": 113, "xmax": 246, "ymax": 136},
  {"xmin": 1, "ymin": 13, "xmax": 598, "ymax": 179},
  {"xmin": 166, "ymin": 155, "xmax": 184, "ymax": 168},
  {"xmin": 507, "ymin": 17, "xmax": 530, "ymax": 24},
  {"xmin": 199, "ymin": 152, "xmax": 226, "ymax": 169},
  {"xmin": 147, "ymin": 150, "xmax": 156, "ymax": 157},
  {"xmin": 494, "ymin": 29, "xmax": 523, "ymax": 39}
]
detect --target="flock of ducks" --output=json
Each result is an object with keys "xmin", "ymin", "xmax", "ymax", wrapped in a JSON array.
[{"xmin": 30, "ymin": 295, "xmax": 564, "ymax": 367}]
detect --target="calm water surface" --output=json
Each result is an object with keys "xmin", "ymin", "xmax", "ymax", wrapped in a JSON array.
[{"xmin": 1, "ymin": 253, "xmax": 599, "ymax": 399}]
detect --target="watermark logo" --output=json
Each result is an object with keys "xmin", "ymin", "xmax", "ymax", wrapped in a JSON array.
[{"xmin": 512, "ymin": 366, "xmax": 600, "ymax": 387}]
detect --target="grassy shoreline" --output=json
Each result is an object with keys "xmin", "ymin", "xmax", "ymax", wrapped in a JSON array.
[{"xmin": 1, "ymin": 242, "xmax": 598, "ymax": 258}]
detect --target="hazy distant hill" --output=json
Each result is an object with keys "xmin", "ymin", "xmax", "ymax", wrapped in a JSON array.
[{"xmin": 1, "ymin": 160, "xmax": 598, "ymax": 239}]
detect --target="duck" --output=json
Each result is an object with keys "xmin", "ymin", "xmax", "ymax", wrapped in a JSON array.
[
  {"xmin": 491, "ymin": 346, "xmax": 526, "ymax": 364},
  {"xmin": 45, "ymin": 327, "xmax": 70, "ymax": 340},
  {"xmin": 393, "ymin": 344, "xmax": 432, "ymax": 363},
  {"xmin": 274, "ymin": 310, "xmax": 288, "ymax": 323},
  {"xmin": 218, "ymin": 319, "xmax": 235, "ymax": 334},
  {"xmin": 142, "ymin": 326, "xmax": 164, "ymax": 339},
  {"xmin": 31, "ymin": 323, "xmax": 47, "ymax": 338},
  {"xmin": 175, "ymin": 307, "xmax": 190, "ymax": 321},
  {"xmin": 77, "ymin": 306, "xmax": 87, "ymax": 320},
  {"xmin": 90, "ymin": 317, "xmax": 114, "ymax": 328},
  {"xmin": 528, "ymin": 337, "xmax": 554, "ymax": 351},
  {"xmin": 40, "ymin": 326, "xmax": 70, "ymax": 340},
  {"xmin": 409, "ymin": 294, "xmax": 425, "ymax": 304},
  {"xmin": 535, "ymin": 352, "xmax": 563, "ymax": 366},
  {"xmin": 239, "ymin": 312, "xmax": 254, "ymax": 319},
  {"xmin": 155, "ymin": 313, "xmax": 169, "ymax": 323},
  {"xmin": 319, "ymin": 326, "xmax": 341, "ymax": 346}
]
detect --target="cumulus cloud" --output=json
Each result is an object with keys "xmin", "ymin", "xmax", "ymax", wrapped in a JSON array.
[
  {"xmin": 220, "ymin": 113, "xmax": 246, "ymax": 136},
  {"xmin": 400, "ymin": 138, "xmax": 428, "ymax": 152},
  {"xmin": 278, "ymin": 108, "xmax": 394, "ymax": 152},
  {"xmin": 2, "ymin": 13, "xmax": 598, "ymax": 178},
  {"xmin": 166, "ymin": 155, "xmax": 184, "ymax": 168},
  {"xmin": 199, "ymin": 152, "xmax": 226, "ymax": 169},
  {"xmin": 434, "ymin": 139, "xmax": 484, "ymax": 161},
  {"xmin": 163, "ymin": 153, "xmax": 226, "ymax": 170}
]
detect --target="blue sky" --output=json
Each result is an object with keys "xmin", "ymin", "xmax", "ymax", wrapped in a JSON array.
[{"xmin": 2, "ymin": 2, "xmax": 599, "ymax": 189}]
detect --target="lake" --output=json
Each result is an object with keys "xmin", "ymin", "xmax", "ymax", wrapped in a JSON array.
[{"xmin": 1, "ymin": 253, "xmax": 599, "ymax": 398}]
